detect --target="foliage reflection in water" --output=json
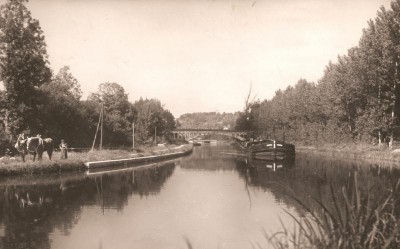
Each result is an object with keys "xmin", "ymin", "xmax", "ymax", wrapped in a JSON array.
[
  {"xmin": 0, "ymin": 144, "xmax": 398, "ymax": 249},
  {"xmin": 238, "ymin": 153, "xmax": 400, "ymax": 249},
  {"xmin": 0, "ymin": 161, "xmax": 176, "ymax": 249}
]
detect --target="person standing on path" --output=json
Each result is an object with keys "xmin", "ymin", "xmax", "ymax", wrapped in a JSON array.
[{"xmin": 59, "ymin": 139, "xmax": 68, "ymax": 159}]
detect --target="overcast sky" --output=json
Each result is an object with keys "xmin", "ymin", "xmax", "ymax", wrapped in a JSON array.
[{"xmin": 19, "ymin": 0, "xmax": 392, "ymax": 117}]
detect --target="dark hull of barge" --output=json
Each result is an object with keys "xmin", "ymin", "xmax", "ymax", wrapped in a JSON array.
[{"xmin": 239, "ymin": 139, "xmax": 295, "ymax": 160}]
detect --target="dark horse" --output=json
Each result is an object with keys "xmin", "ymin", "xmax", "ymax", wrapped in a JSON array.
[{"xmin": 15, "ymin": 136, "xmax": 54, "ymax": 162}]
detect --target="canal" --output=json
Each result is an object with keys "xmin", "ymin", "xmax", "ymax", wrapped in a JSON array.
[{"xmin": 0, "ymin": 143, "xmax": 399, "ymax": 249}]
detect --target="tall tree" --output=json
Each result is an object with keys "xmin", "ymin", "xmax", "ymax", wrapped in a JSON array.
[
  {"xmin": 375, "ymin": 4, "xmax": 400, "ymax": 147},
  {"xmin": 235, "ymin": 84, "xmax": 260, "ymax": 134},
  {"xmin": 87, "ymin": 82, "xmax": 133, "ymax": 146},
  {"xmin": 40, "ymin": 66, "xmax": 89, "ymax": 146},
  {"xmin": 0, "ymin": 0, "xmax": 51, "ymax": 137},
  {"xmin": 88, "ymin": 82, "xmax": 130, "ymax": 115},
  {"xmin": 133, "ymin": 98, "xmax": 175, "ymax": 143},
  {"xmin": 49, "ymin": 66, "xmax": 82, "ymax": 100}
]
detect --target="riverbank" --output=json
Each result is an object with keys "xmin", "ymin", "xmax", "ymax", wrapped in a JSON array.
[
  {"xmin": 0, "ymin": 144, "xmax": 193, "ymax": 176},
  {"xmin": 297, "ymin": 143, "xmax": 400, "ymax": 164}
]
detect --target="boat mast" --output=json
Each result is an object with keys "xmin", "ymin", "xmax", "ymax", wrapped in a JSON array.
[
  {"xmin": 91, "ymin": 104, "xmax": 103, "ymax": 151},
  {"xmin": 100, "ymin": 103, "xmax": 104, "ymax": 150},
  {"xmin": 91, "ymin": 104, "xmax": 104, "ymax": 150},
  {"xmin": 132, "ymin": 122, "xmax": 135, "ymax": 149},
  {"xmin": 154, "ymin": 126, "xmax": 157, "ymax": 145}
]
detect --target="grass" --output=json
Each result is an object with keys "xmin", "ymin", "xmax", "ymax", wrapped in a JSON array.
[
  {"xmin": 297, "ymin": 143, "xmax": 400, "ymax": 163},
  {"xmin": 0, "ymin": 144, "xmax": 193, "ymax": 176},
  {"xmin": 267, "ymin": 171, "xmax": 400, "ymax": 249}
]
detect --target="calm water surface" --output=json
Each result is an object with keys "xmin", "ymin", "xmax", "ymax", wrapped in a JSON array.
[{"xmin": 0, "ymin": 143, "xmax": 399, "ymax": 249}]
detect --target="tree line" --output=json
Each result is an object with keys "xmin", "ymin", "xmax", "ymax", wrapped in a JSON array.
[
  {"xmin": 236, "ymin": 0, "xmax": 400, "ymax": 147},
  {"xmin": 177, "ymin": 112, "xmax": 239, "ymax": 130},
  {"xmin": 0, "ymin": 0, "xmax": 175, "ymax": 148}
]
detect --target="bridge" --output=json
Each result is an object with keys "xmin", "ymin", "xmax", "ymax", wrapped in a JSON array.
[{"xmin": 171, "ymin": 129, "xmax": 252, "ymax": 141}]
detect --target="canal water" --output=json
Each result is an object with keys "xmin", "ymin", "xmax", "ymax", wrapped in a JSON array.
[{"xmin": 0, "ymin": 143, "xmax": 399, "ymax": 249}]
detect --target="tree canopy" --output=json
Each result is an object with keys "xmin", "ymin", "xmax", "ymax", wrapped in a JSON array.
[
  {"xmin": 0, "ymin": 0, "xmax": 51, "ymax": 136},
  {"xmin": 242, "ymin": 0, "xmax": 400, "ymax": 146}
]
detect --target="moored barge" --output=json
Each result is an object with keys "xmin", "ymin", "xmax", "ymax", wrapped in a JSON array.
[{"xmin": 240, "ymin": 139, "xmax": 295, "ymax": 160}]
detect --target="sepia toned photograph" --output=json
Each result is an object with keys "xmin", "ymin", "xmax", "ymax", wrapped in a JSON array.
[{"xmin": 0, "ymin": 0, "xmax": 399, "ymax": 248}]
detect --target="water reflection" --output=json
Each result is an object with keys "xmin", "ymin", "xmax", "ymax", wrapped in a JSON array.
[
  {"xmin": 0, "ymin": 161, "xmax": 177, "ymax": 249},
  {"xmin": 180, "ymin": 144, "xmax": 241, "ymax": 171},
  {"xmin": 0, "ymin": 145, "xmax": 399, "ymax": 249},
  {"xmin": 243, "ymin": 156, "xmax": 295, "ymax": 171},
  {"xmin": 237, "ymin": 152, "xmax": 400, "ymax": 219}
]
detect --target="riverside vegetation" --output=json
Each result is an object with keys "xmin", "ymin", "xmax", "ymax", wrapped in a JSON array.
[
  {"xmin": 267, "ymin": 172, "xmax": 400, "ymax": 249},
  {"xmin": 297, "ymin": 143, "xmax": 400, "ymax": 163},
  {"xmin": 235, "ymin": 0, "xmax": 400, "ymax": 150},
  {"xmin": 0, "ymin": 0, "xmax": 176, "ymax": 152},
  {"xmin": 0, "ymin": 144, "xmax": 193, "ymax": 176},
  {"xmin": 235, "ymin": 154, "xmax": 400, "ymax": 249},
  {"xmin": 1, "ymin": 0, "xmax": 400, "ymax": 248}
]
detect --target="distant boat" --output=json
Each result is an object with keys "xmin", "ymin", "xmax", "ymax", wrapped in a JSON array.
[{"xmin": 240, "ymin": 139, "xmax": 295, "ymax": 160}]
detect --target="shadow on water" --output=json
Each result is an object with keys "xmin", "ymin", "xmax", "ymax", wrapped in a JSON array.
[
  {"xmin": 0, "ymin": 160, "xmax": 177, "ymax": 249},
  {"xmin": 236, "ymin": 151, "xmax": 400, "ymax": 244},
  {"xmin": 181, "ymin": 144, "xmax": 400, "ymax": 221}
]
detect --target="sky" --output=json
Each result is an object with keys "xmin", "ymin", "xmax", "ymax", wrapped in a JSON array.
[{"xmin": 13, "ymin": 0, "xmax": 393, "ymax": 116}]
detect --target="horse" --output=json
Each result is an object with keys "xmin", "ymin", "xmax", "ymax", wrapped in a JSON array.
[
  {"xmin": 42, "ymin": 138, "xmax": 54, "ymax": 160},
  {"xmin": 15, "ymin": 135, "xmax": 28, "ymax": 162},
  {"xmin": 26, "ymin": 137, "xmax": 54, "ymax": 161},
  {"xmin": 15, "ymin": 136, "xmax": 54, "ymax": 162}
]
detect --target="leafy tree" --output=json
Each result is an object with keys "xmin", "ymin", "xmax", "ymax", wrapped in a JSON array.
[
  {"xmin": 235, "ymin": 101, "xmax": 260, "ymax": 133},
  {"xmin": 177, "ymin": 112, "xmax": 238, "ymax": 129},
  {"xmin": 88, "ymin": 82, "xmax": 130, "ymax": 115},
  {"xmin": 133, "ymin": 98, "xmax": 175, "ymax": 143},
  {"xmin": 235, "ymin": 85, "xmax": 260, "ymax": 134},
  {"xmin": 49, "ymin": 66, "xmax": 82, "ymax": 100},
  {"xmin": 373, "ymin": 4, "xmax": 400, "ymax": 146},
  {"xmin": 352, "ymin": 4, "xmax": 400, "ymax": 145},
  {"xmin": 87, "ymin": 82, "xmax": 133, "ymax": 147},
  {"xmin": 160, "ymin": 109, "xmax": 176, "ymax": 135},
  {"xmin": 250, "ymin": 1, "xmax": 400, "ymax": 146},
  {"xmin": 0, "ymin": 0, "xmax": 52, "ymax": 137},
  {"xmin": 39, "ymin": 66, "xmax": 89, "ymax": 146}
]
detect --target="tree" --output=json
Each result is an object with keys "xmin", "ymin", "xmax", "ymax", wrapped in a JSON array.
[
  {"xmin": 177, "ymin": 112, "xmax": 238, "ymax": 129},
  {"xmin": 0, "ymin": 0, "xmax": 52, "ymax": 137},
  {"xmin": 49, "ymin": 66, "xmax": 82, "ymax": 100},
  {"xmin": 235, "ymin": 101, "xmax": 260, "ymax": 132},
  {"xmin": 244, "ymin": 0, "xmax": 400, "ymax": 146},
  {"xmin": 39, "ymin": 66, "xmax": 89, "ymax": 146},
  {"xmin": 133, "ymin": 98, "xmax": 175, "ymax": 143},
  {"xmin": 353, "ymin": 4, "xmax": 400, "ymax": 145},
  {"xmin": 235, "ymin": 84, "xmax": 260, "ymax": 134},
  {"xmin": 87, "ymin": 82, "xmax": 133, "ymax": 146},
  {"xmin": 88, "ymin": 82, "xmax": 130, "ymax": 115}
]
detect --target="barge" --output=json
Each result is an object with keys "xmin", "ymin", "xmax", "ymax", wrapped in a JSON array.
[{"xmin": 240, "ymin": 139, "xmax": 295, "ymax": 160}]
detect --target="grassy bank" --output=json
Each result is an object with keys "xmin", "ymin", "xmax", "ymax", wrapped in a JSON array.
[
  {"xmin": 0, "ymin": 144, "xmax": 193, "ymax": 176},
  {"xmin": 297, "ymin": 143, "xmax": 400, "ymax": 164}
]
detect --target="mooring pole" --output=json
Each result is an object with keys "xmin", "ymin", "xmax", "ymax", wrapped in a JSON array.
[
  {"xmin": 91, "ymin": 106, "xmax": 102, "ymax": 151},
  {"xmin": 132, "ymin": 122, "xmax": 135, "ymax": 149},
  {"xmin": 100, "ymin": 103, "xmax": 103, "ymax": 150},
  {"xmin": 154, "ymin": 126, "xmax": 157, "ymax": 145}
]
